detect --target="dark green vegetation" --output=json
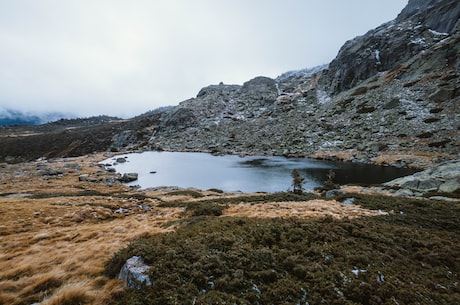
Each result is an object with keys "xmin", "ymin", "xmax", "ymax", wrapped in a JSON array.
[
  {"xmin": 291, "ymin": 169, "xmax": 304, "ymax": 194},
  {"xmin": 105, "ymin": 194, "xmax": 460, "ymax": 304}
]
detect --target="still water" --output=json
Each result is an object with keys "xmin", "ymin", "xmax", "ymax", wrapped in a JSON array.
[{"xmin": 103, "ymin": 151, "xmax": 418, "ymax": 193}]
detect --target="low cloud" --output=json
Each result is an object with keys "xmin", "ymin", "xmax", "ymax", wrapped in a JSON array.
[{"xmin": 0, "ymin": 0, "xmax": 407, "ymax": 118}]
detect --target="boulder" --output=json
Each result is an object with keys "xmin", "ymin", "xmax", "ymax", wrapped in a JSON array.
[
  {"xmin": 439, "ymin": 179, "xmax": 460, "ymax": 192},
  {"xmin": 118, "ymin": 256, "xmax": 152, "ymax": 289},
  {"xmin": 121, "ymin": 173, "xmax": 138, "ymax": 182},
  {"xmin": 385, "ymin": 159, "xmax": 460, "ymax": 194}
]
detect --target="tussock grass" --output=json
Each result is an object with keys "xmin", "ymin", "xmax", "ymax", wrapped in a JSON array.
[{"xmin": 42, "ymin": 282, "xmax": 93, "ymax": 305}]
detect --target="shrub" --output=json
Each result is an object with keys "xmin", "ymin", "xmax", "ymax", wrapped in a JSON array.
[
  {"xmin": 290, "ymin": 169, "xmax": 304, "ymax": 194},
  {"xmin": 105, "ymin": 196, "xmax": 460, "ymax": 304}
]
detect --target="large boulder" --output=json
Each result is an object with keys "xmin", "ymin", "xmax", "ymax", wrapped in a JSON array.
[
  {"xmin": 118, "ymin": 256, "xmax": 152, "ymax": 289},
  {"xmin": 120, "ymin": 172, "xmax": 138, "ymax": 182},
  {"xmin": 385, "ymin": 159, "xmax": 460, "ymax": 194}
]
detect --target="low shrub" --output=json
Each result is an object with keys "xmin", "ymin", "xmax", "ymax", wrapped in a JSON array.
[{"xmin": 105, "ymin": 195, "xmax": 460, "ymax": 304}]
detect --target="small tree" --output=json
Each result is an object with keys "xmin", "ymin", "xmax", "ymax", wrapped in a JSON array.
[
  {"xmin": 291, "ymin": 169, "xmax": 304, "ymax": 194},
  {"xmin": 323, "ymin": 169, "xmax": 338, "ymax": 190}
]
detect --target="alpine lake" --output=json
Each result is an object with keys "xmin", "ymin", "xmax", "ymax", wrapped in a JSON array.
[{"xmin": 101, "ymin": 151, "xmax": 419, "ymax": 193}]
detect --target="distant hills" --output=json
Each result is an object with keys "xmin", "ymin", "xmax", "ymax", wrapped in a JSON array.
[{"xmin": 0, "ymin": 109, "xmax": 73, "ymax": 126}]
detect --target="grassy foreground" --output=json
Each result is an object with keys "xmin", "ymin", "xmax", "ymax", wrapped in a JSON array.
[
  {"xmin": 106, "ymin": 194, "xmax": 460, "ymax": 305},
  {"xmin": 1, "ymin": 154, "xmax": 458, "ymax": 304}
]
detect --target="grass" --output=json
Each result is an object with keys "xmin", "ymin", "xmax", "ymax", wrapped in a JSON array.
[
  {"xmin": 105, "ymin": 195, "xmax": 460, "ymax": 305},
  {"xmin": 2, "ymin": 153, "xmax": 459, "ymax": 305},
  {"xmin": 158, "ymin": 192, "xmax": 320, "ymax": 217}
]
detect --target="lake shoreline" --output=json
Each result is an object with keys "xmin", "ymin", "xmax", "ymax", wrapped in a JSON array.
[{"xmin": 101, "ymin": 151, "xmax": 420, "ymax": 193}]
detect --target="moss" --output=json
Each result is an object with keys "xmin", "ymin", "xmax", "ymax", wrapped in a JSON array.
[{"xmin": 105, "ymin": 195, "xmax": 460, "ymax": 304}]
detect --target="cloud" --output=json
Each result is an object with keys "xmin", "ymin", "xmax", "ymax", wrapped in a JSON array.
[{"xmin": 0, "ymin": 0, "xmax": 407, "ymax": 118}]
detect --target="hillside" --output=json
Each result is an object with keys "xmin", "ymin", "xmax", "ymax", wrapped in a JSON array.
[
  {"xmin": 1, "ymin": 1, "xmax": 459, "ymax": 169},
  {"xmin": 149, "ymin": 0, "xmax": 459, "ymax": 168}
]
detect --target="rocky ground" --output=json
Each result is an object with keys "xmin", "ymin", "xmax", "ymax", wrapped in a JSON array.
[{"xmin": 148, "ymin": 1, "xmax": 459, "ymax": 168}]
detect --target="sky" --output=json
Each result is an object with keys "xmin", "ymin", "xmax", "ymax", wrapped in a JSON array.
[{"xmin": 0, "ymin": 0, "xmax": 408, "ymax": 118}]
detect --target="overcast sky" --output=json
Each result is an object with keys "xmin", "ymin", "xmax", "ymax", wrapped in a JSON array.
[{"xmin": 0, "ymin": 0, "xmax": 408, "ymax": 118}]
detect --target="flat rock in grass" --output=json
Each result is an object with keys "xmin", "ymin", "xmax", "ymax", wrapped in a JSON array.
[{"xmin": 118, "ymin": 256, "xmax": 152, "ymax": 289}]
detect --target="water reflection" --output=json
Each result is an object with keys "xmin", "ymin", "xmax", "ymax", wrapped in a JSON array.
[{"xmin": 103, "ymin": 151, "xmax": 418, "ymax": 193}]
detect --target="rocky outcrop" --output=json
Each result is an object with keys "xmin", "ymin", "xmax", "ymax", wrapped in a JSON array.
[
  {"xmin": 240, "ymin": 76, "xmax": 278, "ymax": 106},
  {"xmin": 385, "ymin": 159, "xmax": 460, "ymax": 195},
  {"xmin": 319, "ymin": 0, "xmax": 460, "ymax": 95},
  {"xmin": 147, "ymin": 0, "xmax": 459, "ymax": 168},
  {"xmin": 396, "ymin": 0, "xmax": 460, "ymax": 33},
  {"xmin": 118, "ymin": 256, "xmax": 152, "ymax": 289}
]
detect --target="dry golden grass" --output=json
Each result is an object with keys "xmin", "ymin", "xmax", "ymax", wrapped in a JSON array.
[
  {"xmin": 223, "ymin": 199, "xmax": 380, "ymax": 219},
  {"xmin": 311, "ymin": 149, "xmax": 454, "ymax": 169},
  {"xmin": 0, "ymin": 153, "xmax": 381, "ymax": 304}
]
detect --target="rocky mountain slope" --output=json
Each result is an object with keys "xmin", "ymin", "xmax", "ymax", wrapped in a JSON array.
[
  {"xmin": 0, "ymin": 0, "xmax": 458, "ymax": 169},
  {"xmin": 149, "ymin": 0, "xmax": 459, "ymax": 168}
]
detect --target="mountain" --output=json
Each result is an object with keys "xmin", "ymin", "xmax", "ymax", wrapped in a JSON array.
[
  {"xmin": 1, "ymin": 0, "xmax": 459, "ymax": 168},
  {"xmin": 147, "ymin": 0, "xmax": 460, "ymax": 168}
]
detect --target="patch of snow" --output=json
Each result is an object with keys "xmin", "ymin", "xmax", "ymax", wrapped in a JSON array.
[
  {"xmin": 428, "ymin": 29, "xmax": 449, "ymax": 36},
  {"xmin": 276, "ymin": 64, "xmax": 328, "ymax": 81},
  {"xmin": 252, "ymin": 284, "xmax": 261, "ymax": 294},
  {"xmin": 377, "ymin": 272, "xmax": 385, "ymax": 283},
  {"xmin": 410, "ymin": 37, "xmax": 427, "ymax": 45},
  {"xmin": 275, "ymin": 82, "xmax": 282, "ymax": 95},
  {"xmin": 319, "ymin": 140, "xmax": 343, "ymax": 149},
  {"xmin": 316, "ymin": 90, "xmax": 331, "ymax": 104},
  {"xmin": 375, "ymin": 50, "xmax": 382, "ymax": 65},
  {"xmin": 378, "ymin": 209, "xmax": 389, "ymax": 215},
  {"xmin": 352, "ymin": 267, "xmax": 367, "ymax": 276}
]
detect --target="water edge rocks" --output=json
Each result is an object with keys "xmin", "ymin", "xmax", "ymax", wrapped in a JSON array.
[
  {"xmin": 120, "ymin": 172, "xmax": 138, "ymax": 183},
  {"xmin": 385, "ymin": 159, "xmax": 460, "ymax": 194}
]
